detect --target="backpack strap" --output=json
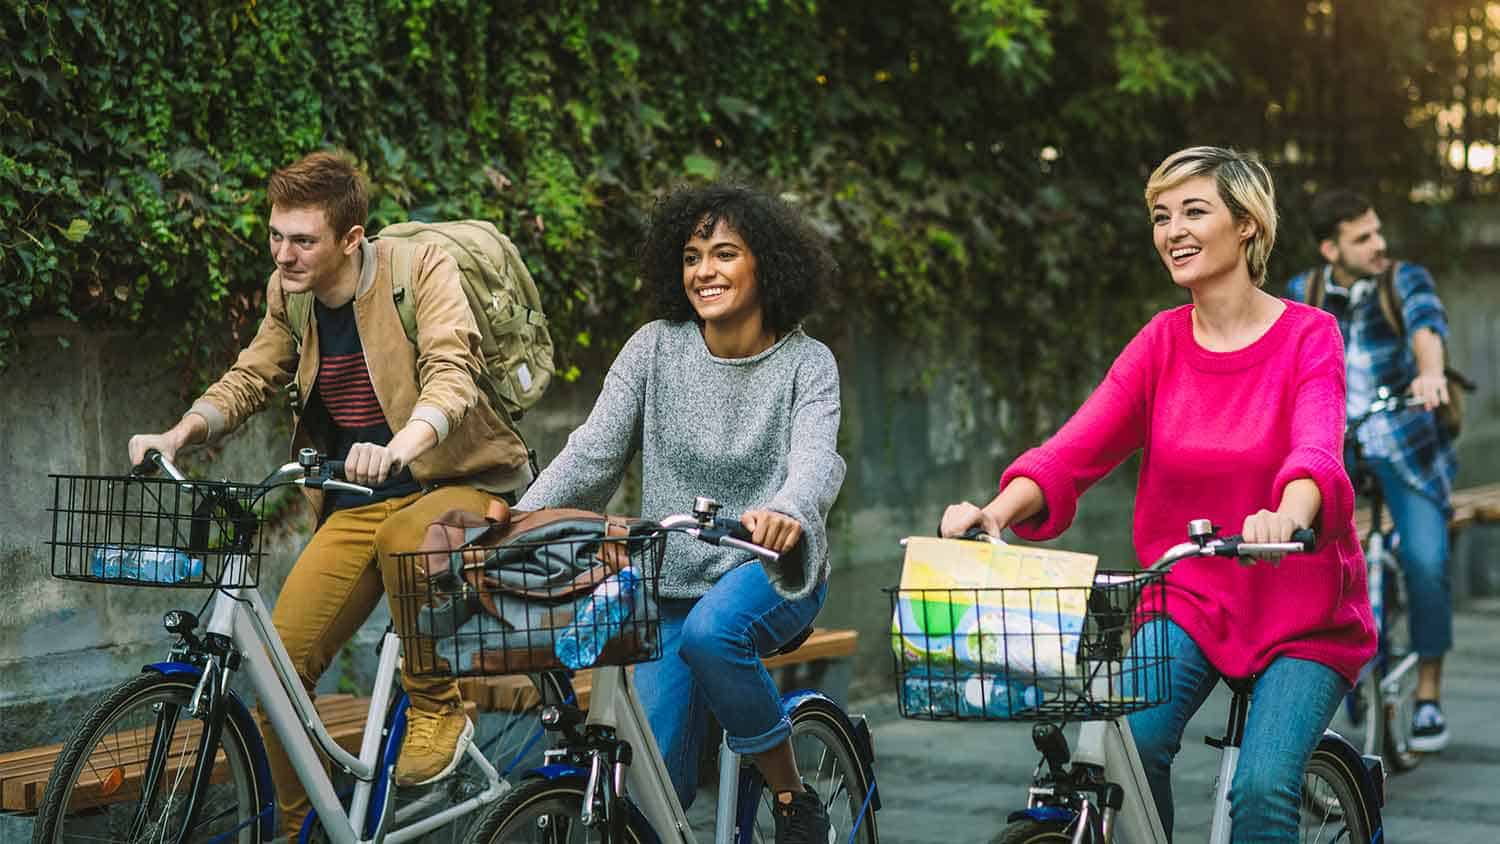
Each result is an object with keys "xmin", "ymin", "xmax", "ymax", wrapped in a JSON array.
[
  {"xmin": 1376, "ymin": 260, "xmax": 1406, "ymax": 338},
  {"xmin": 285, "ymin": 288, "xmax": 313, "ymax": 348},
  {"xmin": 1303, "ymin": 267, "xmax": 1326, "ymax": 310},
  {"xmin": 387, "ymin": 242, "xmax": 420, "ymax": 346}
]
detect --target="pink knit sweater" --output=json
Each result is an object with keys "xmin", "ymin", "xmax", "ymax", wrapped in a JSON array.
[{"xmin": 1001, "ymin": 302, "xmax": 1376, "ymax": 684}]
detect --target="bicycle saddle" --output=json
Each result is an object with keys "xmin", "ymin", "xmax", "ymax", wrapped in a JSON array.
[{"xmin": 1222, "ymin": 675, "xmax": 1257, "ymax": 697}]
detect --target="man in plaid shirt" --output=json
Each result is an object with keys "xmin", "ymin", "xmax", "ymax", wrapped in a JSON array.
[{"xmin": 1287, "ymin": 189, "xmax": 1457, "ymax": 752}]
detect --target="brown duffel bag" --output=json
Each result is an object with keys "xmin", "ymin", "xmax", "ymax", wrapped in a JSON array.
[{"xmin": 410, "ymin": 498, "xmax": 659, "ymax": 675}]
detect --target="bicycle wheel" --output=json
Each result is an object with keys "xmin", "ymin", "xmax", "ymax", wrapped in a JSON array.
[
  {"xmin": 465, "ymin": 776, "xmax": 652, "ymax": 843},
  {"xmin": 1379, "ymin": 568, "xmax": 1423, "ymax": 773},
  {"xmin": 991, "ymin": 818, "xmax": 1071, "ymax": 843},
  {"xmin": 748, "ymin": 699, "xmax": 879, "ymax": 844},
  {"xmin": 1299, "ymin": 749, "xmax": 1374, "ymax": 844},
  {"xmin": 33, "ymin": 672, "xmax": 264, "ymax": 843}
]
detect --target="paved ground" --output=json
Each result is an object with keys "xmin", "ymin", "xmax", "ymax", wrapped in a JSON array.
[
  {"xmin": 855, "ymin": 598, "xmax": 1500, "ymax": 843},
  {"xmin": 3, "ymin": 605, "xmax": 1492, "ymax": 843}
]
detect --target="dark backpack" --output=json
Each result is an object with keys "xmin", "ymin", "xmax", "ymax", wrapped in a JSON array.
[{"xmin": 1303, "ymin": 261, "xmax": 1470, "ymax": 438}]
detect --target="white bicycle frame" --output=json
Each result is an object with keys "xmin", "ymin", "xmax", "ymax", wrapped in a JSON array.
[
  {"xmin": 1018, "ymin": 523, "xmax": 1313, "ymax": 844},
  {"xmin": 199, "ymin": 556, "xmax": 508, "ymax": 844},
  {"xmin": 558, "ymin": 503, "xmax": 810, "ymax": 843},
  {"xmin": 1364, "ymin": 530, "xmax": 1421, "ymax": 707},
  {"xmin": 149, "ymin": 448, "xmax": 510, "ymax": 844},
  {"xmin": 581, "ymin": 663, "xmax": 763, "ymax": 844}
]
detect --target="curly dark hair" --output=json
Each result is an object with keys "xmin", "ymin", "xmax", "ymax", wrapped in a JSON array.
[{"xmin": 640, "ymin": 183, "xmax": 836, "ymax": 335}]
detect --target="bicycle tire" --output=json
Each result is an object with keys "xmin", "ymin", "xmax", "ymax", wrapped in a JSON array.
[
  {"xmin": 32, "ymin": 672, "xmax": 264, "ymax": 844},
  {"xmin": 747, "ymin": 698, "xmax": 879, "ymax": 844},
  {"xmin": 464, "ymin": 776, "xmax": 652, "ymax": 843},
  {"xmin": 1378, "ymin": 568, "xmax": 1423, "ymax": 773},
  {"xmin": 1299, "ymin": 748, "xmax": 1375, "ymax": 844},
  {"xmin": 991, "ymin": 818, "xmax": 1071, "ymax": 843}
]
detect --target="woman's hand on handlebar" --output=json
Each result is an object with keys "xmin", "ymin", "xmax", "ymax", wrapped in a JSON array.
[
  {"xmin": 742, "ymin": 509, "xmax": 802, "ymax": 554},
  {"xmin": 940, "ymin": 501, "xmax": 1004, "ymax": 539},
  {"xmin": 1240, "ymin": 508, "xmax": 1306, "ymax": 565}
]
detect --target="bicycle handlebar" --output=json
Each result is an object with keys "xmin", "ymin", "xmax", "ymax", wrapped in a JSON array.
[
  {"xmin": 131, "ymin": 448, "xmax": 374, "ymax": 498},
  {"xmin": 657, "ymin": 506, "xmax": 782, "ymax": 566},
  {"xmin": 1152, "ymin": 525, "xmax": 1316, "ymax": 571}
]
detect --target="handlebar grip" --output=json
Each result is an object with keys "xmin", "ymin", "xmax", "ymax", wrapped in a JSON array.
[
  {"xmin": 320, "ymin": 459, "xmax": 347, "ymax": 481},
  {"xmin": 1290, "ymin": 527, "xmax": 1316, "ymax": 552},
  {"xmin": 131, "ymin": 448, "xmax": 164, "ymax": 477},
  {"xmin": 714, "ymin": 516, "xmax": 754, "ymax": 543}
]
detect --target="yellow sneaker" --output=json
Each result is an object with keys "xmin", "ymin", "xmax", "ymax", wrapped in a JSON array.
[{"xmin": 394, "ymin": 705, "xmax": 473, "ymax": 786}]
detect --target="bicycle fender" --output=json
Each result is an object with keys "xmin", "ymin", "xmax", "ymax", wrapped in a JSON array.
[
  {"xmin": 1008, "ymin": 805, "xmax": 1077, "ymax": 825},
  {"xmin": 1317, "ymin": 730, "xmax": 1385, "ymax": 831},
  {"xmin": 780, "ymin": 690, "xmax": 882, "ymax": 811},
  {"xmin": 145, "ymin": 661, "xmax": 277, "ymax": 842},
  {"xmin": 362, "ymin": 692, "xmax": 408, "ymax": 838}
]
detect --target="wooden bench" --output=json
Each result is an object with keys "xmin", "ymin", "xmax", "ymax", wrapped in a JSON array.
[
  {"xmin": 1352, "ymin": 480, "xmax": 1500, "ymax": 535},
  {"xmin": 0, "ymin": 629, "xmax": 857, "ymax": 816},
  {"xmin": 0, "ymin": 694, "xmax": 477, "ymax": 814}
]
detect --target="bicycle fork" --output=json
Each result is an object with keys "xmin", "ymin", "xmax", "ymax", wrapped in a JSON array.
[{"xmin": 138, "ymin": 629, "xmax": 241, "ymax": 844}]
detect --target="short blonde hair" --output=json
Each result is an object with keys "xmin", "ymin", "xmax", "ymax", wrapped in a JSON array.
[{"xmin": 1144, "ymin": 146, "xmax": 1277, "ymax": 286}]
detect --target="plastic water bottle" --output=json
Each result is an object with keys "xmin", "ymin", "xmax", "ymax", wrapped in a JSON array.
[
  {"xmin": 89, "ymin": 545, "xmax": 204, "ymax": 584},
  {"xmin": 901, "ymin": 670, "xmax": 1043, "ymax": 718},
  {"xmin": 555, "ymin": 567, "xmax": 641, "ymax": 669}
]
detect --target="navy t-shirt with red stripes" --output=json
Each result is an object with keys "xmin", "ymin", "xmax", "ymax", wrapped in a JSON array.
[{"xmin": 311, "ymin": 299, "xmax": 421, "ymax": 511}]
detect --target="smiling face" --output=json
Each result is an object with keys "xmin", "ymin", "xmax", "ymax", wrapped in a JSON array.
[
  {"xmin": 681, "ymin": 217, "xmax": 762, "ymax": 326},
  {"xmin": 268, "ymin": 204, "xmax": 361, "ymax": 297},
  {"xmin": 1151, "ymin": 175, "xmax": 1256, "ymax": 289},
  {"xmin": 1322, "ymin": 209, "xmax": 1389, "ymax": 282}
]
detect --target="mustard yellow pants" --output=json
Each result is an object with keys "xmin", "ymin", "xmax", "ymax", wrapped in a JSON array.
[{"xmin": 260, "ymin": 485, "xmax": 495, "ymax": 839}]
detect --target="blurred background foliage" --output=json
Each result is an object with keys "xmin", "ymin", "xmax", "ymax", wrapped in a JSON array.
[{"xmin": 3, "ymin": 0, "xmax": 1498, "ymax": 437}]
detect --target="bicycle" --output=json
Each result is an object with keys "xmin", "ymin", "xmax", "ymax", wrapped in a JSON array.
[
  {"xmin": 415, "ymin": 496, "xmax": 880, "ymax": 844},
  {"xmin": 1331, "ymin": 385, "xmax": 1428, "ymax": 775},
  {"xmin": 34, "ymin": 449, "xmax": 545, "ymax": 844},
  {"xmin": 889, "ymin": 520, "xmax": 1385, "ymax": 844}
]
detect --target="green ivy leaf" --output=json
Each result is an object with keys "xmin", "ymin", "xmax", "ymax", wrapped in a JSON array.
[
  {"xmin": 682, "ymin": 153, "xmax": 720, "ymax": 181},
  {"xmin": 62, "ymin": 218, "xmax": 91, "ymax": 242}
]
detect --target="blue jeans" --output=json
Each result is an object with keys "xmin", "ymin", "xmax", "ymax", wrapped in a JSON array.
[
  {"xmin": 1125, "ymin": 619, "xmax": 1347, "ymax": 843},
  {"xmin": 1368, "ymin": 458, "xmax": 1453, "ymax": 657},
  {"xmin": 635, "ymin": 562, "xmax": 827, "ymax": 808}
]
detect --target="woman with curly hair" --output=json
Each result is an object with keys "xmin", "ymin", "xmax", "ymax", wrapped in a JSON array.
[{"xmin": 515, "ymin": 183, "xmax": 845, "ymax": 843}]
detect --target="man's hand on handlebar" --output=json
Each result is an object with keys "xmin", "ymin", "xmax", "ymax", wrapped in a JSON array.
[
  {"xmin": 127, "ymin": 433, "xmax": 178, "ymax": 470},
  {"xmin": 1240, "ymin": 509, "xmax": 1306, "ymax": 565},
  {"xmin": 742, "ymin": 509, "xmax": 802, "ymax": 555},
  {"xmin": 940, "ymin": 501, "xmax": 1003, "ymax": 540},
  {"xmin": 1408, "ymin": 372, "xmax": 1450, "ymax": 412},
  {"xmin": 342, "ymin": 441, "xmax": 405, "ymax": 487}
]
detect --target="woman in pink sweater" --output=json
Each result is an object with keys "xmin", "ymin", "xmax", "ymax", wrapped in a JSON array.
[{"xmin": 942, "ymin": 146, "xmax": 1375, "ymax": 843}]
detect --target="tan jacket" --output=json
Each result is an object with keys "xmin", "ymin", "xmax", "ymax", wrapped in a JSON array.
[{"xmin": 188, "ymin": 238, "xmax": 532, "ymax": 506}]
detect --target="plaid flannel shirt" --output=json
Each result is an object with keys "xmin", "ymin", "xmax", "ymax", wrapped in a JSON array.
[{"xmin": 1287, "ymin": 262, "xmax": 1456, "ymax": 511}]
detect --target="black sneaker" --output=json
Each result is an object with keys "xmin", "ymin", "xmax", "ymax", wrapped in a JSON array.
[
  {"xmin": 1409, "ymin": 699, "xmax": 1451, "ymax": 752},
  {"xmin": 774, "ymin": 784, "xmax": 831, "ymax": 844}
]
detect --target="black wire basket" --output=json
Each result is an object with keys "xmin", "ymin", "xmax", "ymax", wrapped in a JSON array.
[
  {"xmin": 889, "ymin": 569, "xmax": 1170, "ymax": 722},
  {"xmin": 395, "ymin": 527, "xmax": 667, "ymax": 678},
  {"xmin": 49, "ymin": 474, "xmax": 267, "ymax": 589}
]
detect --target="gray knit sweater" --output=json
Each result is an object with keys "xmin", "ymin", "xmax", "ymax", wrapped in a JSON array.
[{"xmin": 517, "ymin": 320, "xmax": 845, "ymax": 600}]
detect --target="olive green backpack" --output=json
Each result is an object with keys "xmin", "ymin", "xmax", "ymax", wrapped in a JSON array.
[{"xmin": 286, "ymin": 220, "xmax": 554, "ymax": 420}]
